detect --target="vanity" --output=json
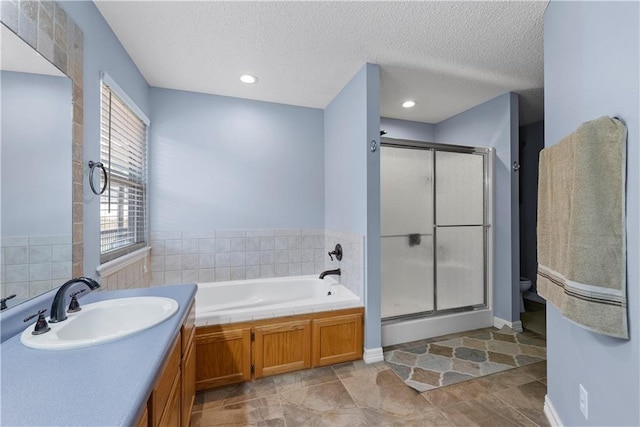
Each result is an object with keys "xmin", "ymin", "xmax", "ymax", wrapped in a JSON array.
[{"xmin": 0, "ymin": 284, "xmax": 197, "ymax": 426}]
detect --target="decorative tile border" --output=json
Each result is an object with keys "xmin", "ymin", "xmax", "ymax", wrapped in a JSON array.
[{"xmin": 1, "ymin": 1, "xmax": 84, "ymax": 277}]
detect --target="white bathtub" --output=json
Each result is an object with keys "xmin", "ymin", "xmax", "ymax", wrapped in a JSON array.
[{"xmin": 195, "ymin": 275, "xmax": 362, "ymax": 326}]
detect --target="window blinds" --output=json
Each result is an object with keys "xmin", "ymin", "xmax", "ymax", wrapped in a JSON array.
[{"xmin": 99, "ymin": 82, "xmax": 147, "ymax": 262}]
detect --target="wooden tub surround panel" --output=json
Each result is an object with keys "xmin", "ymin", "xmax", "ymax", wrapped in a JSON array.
[{"xmin": 195, "ymin": 307, "xmax": 364, "ymax": 390}]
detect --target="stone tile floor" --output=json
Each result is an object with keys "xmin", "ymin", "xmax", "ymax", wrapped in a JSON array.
[{"xmin": 191, "ymin": 328, "xmax": 549, "ymax": 427}]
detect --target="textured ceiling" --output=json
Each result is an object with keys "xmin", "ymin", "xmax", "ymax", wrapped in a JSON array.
[{"xmin": 95, "ymin": 1, "xmax": 547, "ymax": 126}]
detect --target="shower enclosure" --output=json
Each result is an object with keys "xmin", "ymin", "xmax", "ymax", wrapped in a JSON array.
[{"xmin": 380, "ymin": 139, "xmax": 492, "ymax": 329}]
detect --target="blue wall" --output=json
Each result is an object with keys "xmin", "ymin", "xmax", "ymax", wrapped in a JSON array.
[
  {"xmin": 59, "ymin": 1, "xmax": 151, "ymax": 277},
  {"xmin": 435, "ymin": 92, "xmax": 520, "ymax": 322},
  {"xmin": 1, "ymin": 71, "xmax": 71, "ymax": 236},
  {"xmin": 519, "ymin": 121, "xmax": 544, "ymax": 292},
  {"xmin": 380, "ymin": 117, "xmax": 436, "ymax": 141},
  {"xmin": 148, "ymin": 88, "xmax": 324, "ymax": 231},
  {"xmin": 325, "ymin": 63, "xmax": 381, "ymax": 350},
  {"xmin": 544, "ymin": 1, "xmax": 639, "ymax": 425}
]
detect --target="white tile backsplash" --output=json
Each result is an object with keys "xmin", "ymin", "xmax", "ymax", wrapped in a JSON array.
[
  {"xmin": 147, "ymin": 229, "xmax": 360, "ymax": 293},
  {"xmin": 1, "ymin": 235, "xmax": 73, "ymax": 299}
]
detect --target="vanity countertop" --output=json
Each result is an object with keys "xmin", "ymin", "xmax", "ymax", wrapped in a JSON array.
[{"xmin": 0, "ymin": 284, "xmax": 197, "ymax": 426}]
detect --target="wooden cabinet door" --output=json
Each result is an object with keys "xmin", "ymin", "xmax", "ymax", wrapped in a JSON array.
[
  {"xmin": 312, "ymin": 313, "xmax": 363, "ymax": 367},
  {"xmin": 158, "ymin": 372, "xmax": 181, "ymax": 427},
  {"xmin": 181, "ymin": 334, "xmax": 196, "ymax": 427},
  {"xmin": 253, "ymin": 320, "xmax": 311, "ymax": 378},
  {"xmin": 151, "ymin": 337, "xmax": 182, "ymax": 427},
  {"xmin": 195, "ymin": 327, "xmax": 251, "ymax": 390}
]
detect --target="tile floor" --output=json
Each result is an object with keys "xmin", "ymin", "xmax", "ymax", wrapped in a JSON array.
[{"xmin": 191, "ymin": 327, "xmax": 549, "ymax": 426}]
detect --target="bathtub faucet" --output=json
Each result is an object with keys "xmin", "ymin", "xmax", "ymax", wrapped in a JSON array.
[{"xmin": 319, "ymin": 268, "xmax": 341, "ymax": 279}]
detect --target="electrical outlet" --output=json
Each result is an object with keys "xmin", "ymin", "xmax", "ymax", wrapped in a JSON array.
[{"xmin": 579, "ymin": 384, "xmax": 588, "ymax": 419}]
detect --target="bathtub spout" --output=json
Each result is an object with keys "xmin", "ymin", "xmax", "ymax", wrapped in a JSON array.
[{"xmin": 319, "ymin": 268, "xmax": 341, "ymax": 279}]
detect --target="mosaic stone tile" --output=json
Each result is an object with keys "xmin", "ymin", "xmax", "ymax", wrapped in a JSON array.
[
  {"xmin": 442, "ymin": 371, "xmax": 475, "ymax": 386},
  {"xmin": 403, "ymin": 344, "xmax": 429, "ymax": 354},
  {"xmin": 487, "ymin": 351, "xmax": 517, "ymax": 366},
  {"xmin": 415, "ymin": 353, "xmax": 453, "ymax": 372},
  {"xmin": 492, "ymin": 332, "xmax": 517, "ymax": 342},
  {"xmin": 386, "ymin": 361, "xmax": 412, "ymax": 381},
  {"xmin": 429, "ymin": 344, "xmax": 454, "ymax": 358},
  {"xmin": 486, "ymin": 339, "xmax": 520, "ymax": 355},
  {"xmin": 388, "ymin": 350, "xmax": 418, "ymax": 366},
  {"xmin": 411, "ymin": 367, "xmax": 441, "ymax": 386},
  {"xmin": 386, "ymin": 326, "xmax": 546, "ymax": 392},
  {"xmin": 454, "ymin": 347, "xmax": 487, "ymax": 362},
  {"xmin": 461, "ymin": 337, "xmax": 487, "ymax": 350}
]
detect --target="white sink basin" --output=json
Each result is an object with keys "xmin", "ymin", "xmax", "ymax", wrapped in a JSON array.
[{"xmin": 20, "ymin": 296, "xmax": 179, "ymax": 350}]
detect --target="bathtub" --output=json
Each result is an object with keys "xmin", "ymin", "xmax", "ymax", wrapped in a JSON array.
[{"xmin": 195, "ymin": 275, "xmax": 361, "ymax": 326}]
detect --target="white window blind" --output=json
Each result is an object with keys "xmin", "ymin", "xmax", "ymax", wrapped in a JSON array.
[{"xmin": 99, "ymin": 82, "xmax": 147, "ymax": 263}]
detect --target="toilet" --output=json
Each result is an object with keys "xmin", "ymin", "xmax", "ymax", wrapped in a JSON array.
[{"xmin": 519, "ymin": 277, "xmax": 532, "ymax": 313}]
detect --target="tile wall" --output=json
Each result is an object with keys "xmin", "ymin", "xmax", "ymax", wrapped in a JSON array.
[
  {"xmin": 1, "ymin": 235, "xmax": 72, "ymax": 299},
  {"xmin": 149, "ymin": 229, "xmax": 327, "ymax": 286},
  {"xmin": 99, "ymin": 254, "xmax": 151, "ymax": 291},
  {"xmin": 325, "ymin": 229, "xmax": 365, "ymax": 299},
  {"xmin": 89, "ymin": 228, "xmax": 365, "ymax": 298}
]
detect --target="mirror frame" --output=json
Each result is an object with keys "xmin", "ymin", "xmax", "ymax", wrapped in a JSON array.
[{"xmin": 1, "ymin": 1, "xmax": 84, "ymax": 281}]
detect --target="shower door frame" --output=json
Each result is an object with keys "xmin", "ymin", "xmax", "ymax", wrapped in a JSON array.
[{"xmin": 380, "ymin": 138, "xmax": 494, "ymax": 324}]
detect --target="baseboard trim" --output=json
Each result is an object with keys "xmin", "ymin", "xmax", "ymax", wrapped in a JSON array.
[
  {"xmin": 544, "ymin": 395, "xmax": 563, "ymax": 426},
  {"xmin": 363, "ymin": 347, "xmax": 384, "ymax": 364},
  {"xmin": 493, "ymin": 316, "xmax": 523, "ymax": 332}
]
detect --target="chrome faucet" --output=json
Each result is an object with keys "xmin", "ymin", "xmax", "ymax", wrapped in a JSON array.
[
  {"xmin": 319, "ymin": 268, "xmax": 341, "ymax": 279},
  {"xmin": 49, "ymin": 277, "xmax": 101, "ymax": 323}
]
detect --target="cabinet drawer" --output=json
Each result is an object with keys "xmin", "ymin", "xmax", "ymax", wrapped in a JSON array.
[{"xmin": 152, "ymin": 336, "xmax": 181, "ymax": 425}]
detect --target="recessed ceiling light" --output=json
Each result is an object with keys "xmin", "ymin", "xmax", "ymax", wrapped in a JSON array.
[
  {"xmin": 240, "ymin": 74, "xmax": 258, "ymax": 84},
  {"xmin": 402, "ymin": 100, "xmax": 416, "ymax": 108}
]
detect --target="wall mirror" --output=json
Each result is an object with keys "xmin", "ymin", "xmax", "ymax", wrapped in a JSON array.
[{"xmin": 1, "ymin": 7, "xmax": 83, "ymax": 312}]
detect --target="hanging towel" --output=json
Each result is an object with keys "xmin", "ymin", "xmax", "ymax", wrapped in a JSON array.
[{"xmin": 537, "ymin": 116, "xmax": 628, "ymax": 339}]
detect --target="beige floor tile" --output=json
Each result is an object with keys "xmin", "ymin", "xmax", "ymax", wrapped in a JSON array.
[
  {"xmin": 494, "ymin": 380, "xmax": 550, "ymax": 427},
  {"xmin": 272, "ymin": 365, "xmax": 338, "ymax": 392},
  {"xmin": 194, "ymin": 395, "xmax": 284, "ymax": 426},
  {"xmin": 282, "ymin": 406, "xmax": 369, "ymax": 427},
  {"xmin": 421, "ymin": 378, "xmax": 490, "ymax": 408},
  {"xmin": 332, "ymin": 359, "xmax": 389, "ymax": 379},
  {"xmin": 340, "ymin": 368, "xmax": 435, "ymax": 418},
  {"xmin": 474, "ymin": 368, "xmax": 537, "ymax": 393},
  {"xmin": 197, "ymin": 377, "xmax": 278, "ymax": 410},
  {"xmin": 439, "ymin": 394, "xmax": 538, "ymax": 427},
  {"xmin": 361, "ymin": 407, "xmax": 454, "ymax": 426},
  {"xmin": 518, "ymin": 360, "xmax": 547, "ymax": 380},
  {"xmin": 279, "ymin": 380, "xmax": 357, "ymax": 412}
]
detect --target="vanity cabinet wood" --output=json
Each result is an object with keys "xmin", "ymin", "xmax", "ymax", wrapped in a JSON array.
[
  {"xmin": 195, "ymin": 326, "xmax": 252, "ymax": 390},
  {"xmin": 181, "ymin": 301, "xmax": 196, "ymax": 427},
  {"xmin": 195, "ymin": 308, "xmax": 363, "ymax": 390},
  {"xmin": 150, "ymin": 336, "xmax": 181, "ymax": 427},
  {"xmin": 139, "ymin": 301, "xmax": 196, "ymax": 427},
  {"xmin": 135, "ymin": 406, "xmax": 148, "ymax": 427},
  {"xmin": 311, "ymin": 313, "xmax": 363, "ymax": 367},
  {"xmin": 253, "ymin": 320, "xmax": 311, "ymax": 378}
]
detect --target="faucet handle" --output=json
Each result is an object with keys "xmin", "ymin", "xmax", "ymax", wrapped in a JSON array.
[
  {"xmin": 67, "ymin": 289, "xmax": 86, "ymax": 313},
  {"xmin": 1, "ymin": 294, "xmax": 16, "ymax": 310},
  {"xmin": 328, "ymin": 244, "xmax": 343, "ymax": 261},
  {"xmin": 23, "ymin": 309, "xmax": 51, "ymax": 335}
]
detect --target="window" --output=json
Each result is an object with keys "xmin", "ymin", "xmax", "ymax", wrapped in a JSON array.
[{"xmin": 99, "ymin": 79, "xmax": 148, "ymax": 263}]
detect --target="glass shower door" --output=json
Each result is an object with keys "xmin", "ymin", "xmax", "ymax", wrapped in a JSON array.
[
  {"xmin": 435, "ymin": 151, "xmax": 486, "ymax": 310},
  {"xmin": 381, "ymin": 146, "xmax": 434, "ymax": 318}
]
